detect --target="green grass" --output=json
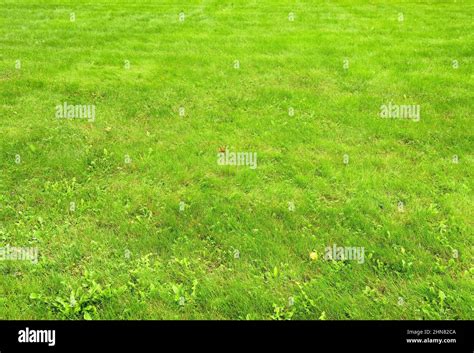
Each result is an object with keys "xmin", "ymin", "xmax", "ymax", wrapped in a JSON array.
[{"xmin": 0, "ymin": 0, "xmax": 472, "ymax": 320}]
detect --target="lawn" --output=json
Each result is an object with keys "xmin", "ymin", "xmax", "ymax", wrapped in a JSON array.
[{"xmin": 0, "ymin": 0, "xmax": 472, "ymax": 320}]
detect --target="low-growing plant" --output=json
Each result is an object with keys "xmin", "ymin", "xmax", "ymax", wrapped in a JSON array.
[{"xmin": 30, "ymin": 271, "xmax": 122, "ymax": 320}]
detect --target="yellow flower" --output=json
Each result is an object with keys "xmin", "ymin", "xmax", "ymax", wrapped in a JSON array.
[{"xmin": 309, "ymin": 251, "xmax": 318, "ymax": 261}]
